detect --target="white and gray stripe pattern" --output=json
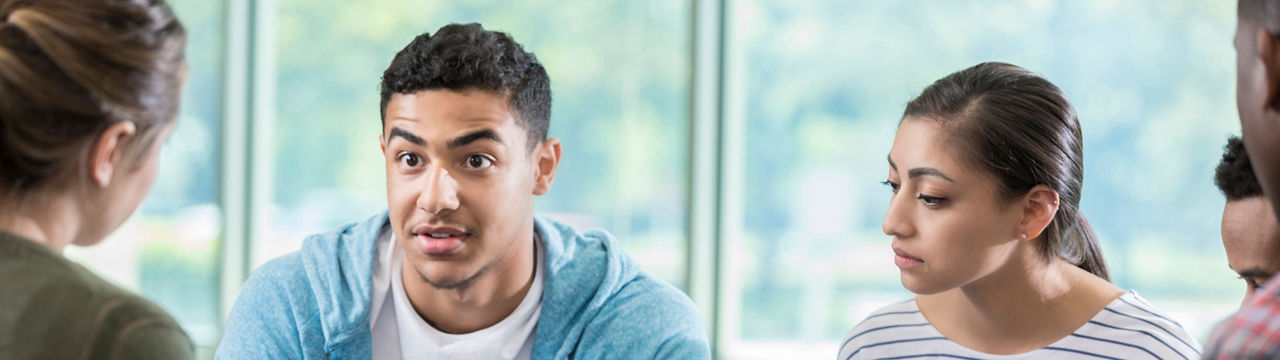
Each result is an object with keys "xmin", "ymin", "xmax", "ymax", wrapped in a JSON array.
[{"xmin": 837, "ymin": 291, "xmax": 1201, "ymax": 360}]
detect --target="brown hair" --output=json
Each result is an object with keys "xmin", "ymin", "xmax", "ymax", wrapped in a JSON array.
[
  {"xmin": 0, "ymin": 0, "xmax": 186, "ymax": 194},
  {"xmin": 903, "ymin": 62, "xmax": 1110, "ymax": 281}
]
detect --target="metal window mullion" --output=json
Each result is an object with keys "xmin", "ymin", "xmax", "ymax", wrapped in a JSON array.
[
  {"xmin": 216, "ymin": 0, "xmax": 253, "ymax": 338},
  {"xmin": 716, "ymin": 0, "xmax": 746, "ymax": 356},
  {"xmin": 689, "ymin": 0, "xmax": 728, "ymax": 358}
]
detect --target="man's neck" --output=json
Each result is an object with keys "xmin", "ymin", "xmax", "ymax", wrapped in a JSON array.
[{"xmin": 401, "ymin": 231, "xmax": 539, "ymax": 334}]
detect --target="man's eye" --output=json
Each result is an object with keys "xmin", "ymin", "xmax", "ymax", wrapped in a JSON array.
[
  {"xmin": 399, "ymin": 153, "xmax": 421, "ymax": 168},
  {"xmin": 1241, "ymin": 276, "xmax": 1264, "ymax": 291},
  {"xmin": 464, "ymin": 154, "xmax": 493, "ymax": 169},
  {"xmin": 1257, "ymin": 276, "xmax": 1273, "ymax": 290}
]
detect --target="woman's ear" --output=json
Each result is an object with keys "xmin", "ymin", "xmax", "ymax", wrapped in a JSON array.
[
  {"xmin": 87, "ymin": 121, "xmax": 137, "ymax": 188},
  {"xmin": 1017, "ymin": 184, "xmax": 1060, "ymax": 241}
]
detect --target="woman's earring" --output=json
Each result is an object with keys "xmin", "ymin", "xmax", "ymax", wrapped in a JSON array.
[{"xmin": 1019, "ymin": 233, "xmax": 1028, "ymax": 239}]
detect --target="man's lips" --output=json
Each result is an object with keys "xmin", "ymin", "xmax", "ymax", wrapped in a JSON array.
[{"xmin": 411, "ymin": 225, "xmax": 470, "ymax": 255}]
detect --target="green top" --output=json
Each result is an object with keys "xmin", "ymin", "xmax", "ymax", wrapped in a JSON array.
[{"xmin": 0, "ymin": 230, "xmax": 193, "ymax": 359}]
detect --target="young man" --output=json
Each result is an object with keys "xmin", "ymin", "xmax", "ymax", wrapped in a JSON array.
[
  {"xmin": 1215, "ymin": 136, "xmax": 1280, "ymax": 303},
  {"xmin": 1203, "ymin": 1, "xmax": 1280, "ymax": 357},
  {"xmin": 216, "ymin": 23, "xmax": 709, "ymax": 359}
]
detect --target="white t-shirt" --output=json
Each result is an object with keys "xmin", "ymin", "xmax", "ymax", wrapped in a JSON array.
[
  {"xmin": 837, "ymin": 290, "xmax": 1201, "ymax": 360},
  {"xmin": 370, "ymin": 226, "xmax": 543, "ymax": 360}
]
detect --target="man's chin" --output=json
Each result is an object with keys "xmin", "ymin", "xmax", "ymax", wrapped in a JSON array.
[{"xmin": 413, "ymin": 265, "xmax": 487, "ymax": 290}]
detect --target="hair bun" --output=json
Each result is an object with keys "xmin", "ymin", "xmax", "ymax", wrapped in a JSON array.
[{"xmin": 0, "ymin": 0, "xmax": 185, "ymax": 193}]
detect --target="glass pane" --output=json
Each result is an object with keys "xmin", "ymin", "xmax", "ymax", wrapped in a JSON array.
[
  {"xmin": 259, "ymin": 0, "xmax": 691, "ymax": 288},
  {"xmin": 64, "ymin": 0, "xmax": 225, "ymax": 347},
  {"xmin": 725, "ymin": 1, "xmax": 1237, "ymax": 358}
]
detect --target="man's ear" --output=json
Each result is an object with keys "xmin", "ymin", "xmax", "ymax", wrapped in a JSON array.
[
  {"xmin": 88, "ymin": 121, "xmax": 138, "ymax": 188},
  {"xmin": 1257, "ymin": 28, "xmax": 1280, "ymax": 110},
  {"xmin": 532, "ymin": 138, "xmax": 561, "ymax": 196},
  {"xmin": 379, "ymin": 133, "xmax": 386, "ymax": 153},
  {"xmin": 1016, "ymin": 185, "xmax": 1060, "ymax": 241}
]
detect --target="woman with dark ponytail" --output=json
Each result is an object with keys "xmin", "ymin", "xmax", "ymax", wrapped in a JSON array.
[
  {"xmin": 838, "ymin": 62, "xmax": 1199, "ymax": 359},
  {"xmin": 0, "ymin": 0, "xmax": 191, "ymax": 358}
]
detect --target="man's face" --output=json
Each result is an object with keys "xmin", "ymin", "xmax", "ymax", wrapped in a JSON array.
[
  {"xmin": 1237, "ymin": 7, "xmax": 1280, "ymax": 219},
  {"xmin": 380, "ymin": 89, "xmax": 548, "ymax": 289},
  {"xmin": 1223, "ymin": 197, "xmax": 1280, "ymax": 304}
]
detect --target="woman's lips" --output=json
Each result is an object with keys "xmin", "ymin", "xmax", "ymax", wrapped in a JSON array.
[{"xmin": 893, "ymin": 247, "xmax": 924, "ymax": 269}]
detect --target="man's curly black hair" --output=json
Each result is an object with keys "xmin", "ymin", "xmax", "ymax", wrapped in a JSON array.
[
  {"xmin": 1216, "ymin": 136, "xmax": 1264, "ymax": 201},
  {"xmin": 379, "ymin": 23, "xmax": 551, "ymax": 150}
]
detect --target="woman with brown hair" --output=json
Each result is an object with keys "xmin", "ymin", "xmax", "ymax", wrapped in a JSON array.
[
  {"xmin": 0, "ymin": 0, "xmax": 191, "ymax": 358},
  {"xmin": 838, "ymin": 62, "xmax": 1199, "ymax": 359}
]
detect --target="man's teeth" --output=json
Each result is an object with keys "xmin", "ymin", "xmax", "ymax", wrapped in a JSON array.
[{"xmin": 428, "ymin": 233, "xmax": 451, "ymax": 239}]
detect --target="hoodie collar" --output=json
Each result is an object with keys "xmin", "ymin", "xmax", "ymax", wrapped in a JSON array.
[{"xmin": 301, "ymin": 211, "xmax": 633, "ymax": 357}]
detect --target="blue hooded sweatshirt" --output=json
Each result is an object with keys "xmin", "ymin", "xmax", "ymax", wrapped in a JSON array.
[{"xmin": 215, "ymin": 211, "xmax": 710, "ymax": 359}]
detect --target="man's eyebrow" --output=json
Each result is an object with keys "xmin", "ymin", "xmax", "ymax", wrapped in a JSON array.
[
  {"xmin": 387, "ymin": 127, "xmax": 425, "ymax": 146},
  {"xmin": 447, "ymin": 129, "xmax": 502, "ymax": 149},
  {"xmin": 1236, "ymin": 266, "xmax": 1275, "ymax": 279},
  {"xmin": 888, "ymin": 154, "xmax": 897, "ymax": 171}
]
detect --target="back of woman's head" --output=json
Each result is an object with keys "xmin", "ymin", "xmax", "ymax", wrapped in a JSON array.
[
  {"xmin": 0, "ymin": 0, "xmax": 186, "ymax": 195},
  {"xmin": 903, "ymin": 62, "xmax": 1109, "ymax": 281}
]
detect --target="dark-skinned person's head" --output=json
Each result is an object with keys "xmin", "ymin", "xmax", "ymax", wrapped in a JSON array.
[
  {"xmin": 378, "ymin": 23, "xmax": 560, "ymax": 290},
  {"xmin": 1236, "ymin": 0, "xmax": 1280, "ymax": 221},
  {"xmin": 1215, "ymin": 136, "xmax": 1280, "ymax": 303},
  {"xmin": 1200, "ymin": 3, "xmax": 1280, "ymax": 358}
]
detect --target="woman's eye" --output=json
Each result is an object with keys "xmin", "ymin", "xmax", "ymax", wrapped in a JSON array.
[
  {"xmin": 881, "ymin": 180, "xmax": 900, "ymax": 194},
  {"xmin": 917, "ymin": 194, "xmax": 945, "ymax": 206},
  {"xmin": 398, "ymin": 153, "xmax": 421, "ymax": 168},
  {"xmin": 464, "ymin": 154, "xmax": 493, "ymax": 169}
]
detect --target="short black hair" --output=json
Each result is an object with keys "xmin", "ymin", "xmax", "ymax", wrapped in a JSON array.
[
  {"xmin": 379, "ymin": 23, "xmax": 551, "ymax": 149},
  {"xmin": 1241, "ymin": 0, "xmax": 1280, "ymax": 34},
  {"xmin": 1216, "ymin": 136, "xmax": 1264, "ymax": 201}
]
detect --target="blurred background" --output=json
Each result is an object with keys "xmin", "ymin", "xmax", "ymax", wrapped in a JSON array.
[{"xmin": 62, "ymin": 0, "xmax": 1240, "ymax": 358}]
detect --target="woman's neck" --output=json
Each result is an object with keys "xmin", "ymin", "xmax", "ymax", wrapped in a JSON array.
[
  {"xmin": 917, "ymin": 246, "xmax": 1123, "ymax": 355},
  {"xmin": 0, "ymin": 193, "xmax": 80, "ymax": 253}
]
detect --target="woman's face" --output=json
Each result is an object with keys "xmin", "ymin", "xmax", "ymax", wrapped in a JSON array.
[
  {"xmin": 882, "ymin": 118, "xmax": 1025, "ymax": 295},
  {"xmin": 76, "ymin": 123, "xmax": 174, "ymax": 248}
]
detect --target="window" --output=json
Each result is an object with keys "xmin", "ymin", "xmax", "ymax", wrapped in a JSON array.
[
  {"xmin": 64, "ymin": 1, "xmax": 1243, "ymax": 359},
  {"xmin": 64, "ymin": 0, "xmax": 225, "ymax": 351},
  {"xmin": 722, "ymin": 1, "xmax": 1238, "ymax": 358},
  {"xmin": 257, "ymin": 0, "xmax": 692, "ymax": 287}
]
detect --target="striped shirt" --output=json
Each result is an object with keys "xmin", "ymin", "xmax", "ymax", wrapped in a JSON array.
[{"xmin": 837, "ymin": 291, "xmax": 1201, "ymax": 360}]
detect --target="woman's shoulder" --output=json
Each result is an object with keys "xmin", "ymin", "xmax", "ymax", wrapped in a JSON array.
[
  {"xmin": 837, "ymin": 298, "xmax": 938, "ymax": 359},
  {"xmin": 844, "ymin": 298, "xmax": 925, "ymax": 333},
  {"xmin": 89, "ymin": 291, "xmax": 194, "ymax": 359},
  {"xmin": 1073, "ymin": 290, "xmax": 1202, "ymax": 358},
  {"xmin": 0, "ymin": 239, "xmax": 192, "ymax": 359}
]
